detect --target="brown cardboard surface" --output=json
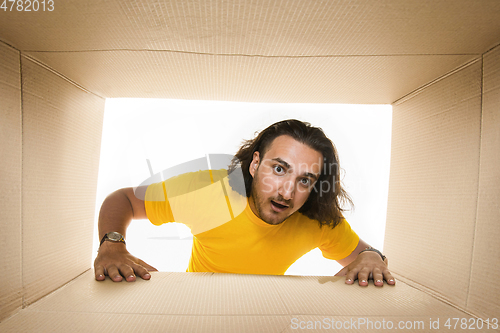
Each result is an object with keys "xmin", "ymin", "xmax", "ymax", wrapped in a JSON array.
[
  {"xmin": 21, "ymin": 57, "xmax": 105, "ymax": 306},
  {"xmin": 0, "ymin": 271, "xmax": 478, "ymax": 333},
  {"xmin": 1, "ymin": 0, "xmax": 499, "ymax": 55},
  {"xmin": 266, "ymin": 275, "xmax": 463, "ymax": 317},
  {"xmin": 26, "ymin": 272, "xmax": 288, "ymax": 315},
  {"xmin": 1, "ymin": 314, "xmax": 491, "ymax": 333},
  {"xmin": 385, "ymin": 60, "xmax": 482, "ymax": 307},
  {"xmin": 0, "ymin": 42, "xmax": 22, "ymax": 321},
  {"xmin": 25, "ymin": 51, "xmax": 475, "ymax": 104},
  {"xmin": 1, "ymin": 1, "xmax": 499, "ymax": 103},
  {"xmin": 467, "ymin": 45, "xmax": 500, "ymax": 319},
  {"xmin": 0, "ymin": 312, "xmax": 293, "ymax": 333}
]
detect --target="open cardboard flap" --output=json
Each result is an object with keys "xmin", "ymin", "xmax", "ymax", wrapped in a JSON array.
[{"xmin": 0, "ymin": 271, "xmax": 478, "ymax": 332}]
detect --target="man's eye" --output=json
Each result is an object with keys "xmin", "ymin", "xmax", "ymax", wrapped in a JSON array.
[
  {"xmin": 300, "ymin": 178, "xmax": 311, "ymax": 186},
  {"xmin": 273, "ymin": 165, "xmax": 285, "ymax": 174}
]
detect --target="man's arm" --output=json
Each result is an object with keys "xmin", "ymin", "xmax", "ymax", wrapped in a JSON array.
[
  {"xmin": 335, "ymin": 238, "xmax": 395, "ymax": 287},
  {"xmin": 94, "ymin": 187, "xmax": 157, "ymax": 282}
]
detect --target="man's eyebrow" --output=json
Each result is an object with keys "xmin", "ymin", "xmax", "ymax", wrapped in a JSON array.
[
  {"xmin": 272, "ymin": 158, "xmax": 291, "ymax": 169},
  {"xmin": 272, "ymin": 158, "xmax": 319, "ymax": 181},
  {"xmin": 304, "ymin": 172, "xmax": 319, "ymax": 181}
]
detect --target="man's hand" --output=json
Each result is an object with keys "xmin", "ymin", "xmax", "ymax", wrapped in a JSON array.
[
  {"xmin": 94, "ymin": 241, "xmax": 158, "ymax": 282},
  {"xmin": 335, "ymin": 251, "xmax": 395, "ymax": 287}
]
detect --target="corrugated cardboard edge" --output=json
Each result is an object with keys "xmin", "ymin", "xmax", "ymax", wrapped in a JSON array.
[
  {"xmin": 0, "ymin": 40, "xmax": 22, "ymax": 323},
  {"xmin": 0, "ymin": 270, "xmax": 92, "ymax": 324},
  {"xmin": 20, "ymin": 53, "xmax": 104, "ymax": 99},
  {"xmin": 393, "ymin": 42, "xmax": 500, "ymax": 106},
  {"xmin": 392, "ymin": 57, "xmax": 482, "ymax": 106},
  {"xmin": 466, "ymin": 44, "xmax": 500, "ymax": 319},
  {"xmin": 391, "ymin": 273, "xmax": 479, "ymax": 319}
]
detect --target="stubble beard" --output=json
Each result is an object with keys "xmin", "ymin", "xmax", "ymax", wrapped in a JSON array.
[{"xmin": 250, "ymin": 173, "xmax": 290, "ymax": 226}]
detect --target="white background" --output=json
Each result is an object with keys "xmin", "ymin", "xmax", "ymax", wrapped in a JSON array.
[{"xmin": 93, "ymin": 98, "xmax": 392, "ymax": 276}]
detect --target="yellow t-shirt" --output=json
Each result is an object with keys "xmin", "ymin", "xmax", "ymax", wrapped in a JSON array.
[{"xmin": 144, "ymin": 169, "xmax": 359, "ymax": 275}]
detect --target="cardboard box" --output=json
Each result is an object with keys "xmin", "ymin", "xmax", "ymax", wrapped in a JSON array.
[{"xmin": 1, "ymin": 1, "xmax": 499, "ymax": 331}]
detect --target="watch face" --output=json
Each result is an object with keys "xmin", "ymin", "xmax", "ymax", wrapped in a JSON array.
[{"xmin": 107, "ymin": 232, "xmax": 122, "ymax": 241}]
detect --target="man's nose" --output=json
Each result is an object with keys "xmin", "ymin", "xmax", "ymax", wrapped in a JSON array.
[{"xmin": 278, "ymin": 179, "xmax": 295, "ymax": 200}]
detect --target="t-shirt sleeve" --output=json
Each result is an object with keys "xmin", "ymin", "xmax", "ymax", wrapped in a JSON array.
[
  {"xmin": 143, "ymin": 169, "xmax": 243, "ymax": 233},
  {"xmin": 319, "ymin": 219, "xmax": 359, "ymax": 260},
  {"xmin": 143, "ymin": 170, "xmax": 212, "ymax": 226},
  {"xmin": 144, "ymin": 181, "xmax": 175, "ymax": 226}
]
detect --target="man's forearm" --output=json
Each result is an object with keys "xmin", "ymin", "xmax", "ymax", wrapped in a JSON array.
[
  {"xmin": 94, "ymin": 188, "xmax": 156, "ymax": 281},
  {"xmin": 98, "ymin": 189, "xmax": 134, "ymax": 240},
  {"xmin": 336, "ymin": 239, "xmax": 371, "ymax": 267}
]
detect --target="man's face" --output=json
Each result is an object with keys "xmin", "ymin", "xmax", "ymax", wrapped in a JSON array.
[{"xmin": 248, "ymin": 135, "xmax": 323, "ymax": 225}]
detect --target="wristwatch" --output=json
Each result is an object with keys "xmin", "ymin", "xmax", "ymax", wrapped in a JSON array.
[{"xmin": 100, "ymin": 231, "xmax": 126, "ymax": 246}]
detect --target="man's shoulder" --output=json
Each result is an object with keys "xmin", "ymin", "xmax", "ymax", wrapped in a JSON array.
[{"xmin": 163, "ymin": 168, "xmax": 228, "ymax": 196}]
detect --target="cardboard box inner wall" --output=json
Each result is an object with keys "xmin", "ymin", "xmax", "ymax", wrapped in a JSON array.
[
  {"xmin": 386, "ymin": 46, "xmax": 500, "ymax": 320},
  {"xmin": 21, "ymin": 58, "xmax": 105, "ymax": 306},
  {"xmin": 0, "ymin": 41, "xmax": 106, "ymax": 320},
  {"xmin": 1, "ymin": 0, "xmax": 500, "ymax": 326},
  {"xmin": 386, "ymin": 61, "xmax": 483, "ymax": 307}
]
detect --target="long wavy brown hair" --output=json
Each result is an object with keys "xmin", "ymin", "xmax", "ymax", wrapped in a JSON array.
[{"xmin": 228, "ymin": 119, "xmax": 353, "ymax": 229}]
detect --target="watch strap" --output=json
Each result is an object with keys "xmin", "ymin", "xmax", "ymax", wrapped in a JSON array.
[{"xmin": 359, "ymin": 247, "xmax": 386, "ymax": 261}]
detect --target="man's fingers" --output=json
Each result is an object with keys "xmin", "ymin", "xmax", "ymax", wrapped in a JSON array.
[
  {"xmin": 106, "ymin": 265, "xmax": 123, "ymax": 282},
  {"xmin": 383, "ymin": 269, "xmax": 396, "ymax": 285},
  {"xmin": 357, "ymin": 267, "xmax": 371, "ymax": 286},
  {"xmin": 118, "ymin": 264, "xmax": 137, "ymax": 282},
  {"xmin": 93, "ymin": 251, "xmax": 156, "ymax": 282},
  {"xmin": 345, "ymin": 266, "xmax": 361, "ymax": 284},
  {"xmin": 132, "ymin": 264, "xmax": 153, "ymax": 280},
  {"xmin": 134, "ymin": 260, "xmax": 157, "ymax": 280},
  {"xmin": 372, "ymin": 267, "xmax": 384, "ymax": 287},
  {"xmin": 335, "ymin": 265, "xmax": 355, "ymax": 284},
  {"xmin": 95, "ymin": 266, "xmax": 106, "ymax": 281}
]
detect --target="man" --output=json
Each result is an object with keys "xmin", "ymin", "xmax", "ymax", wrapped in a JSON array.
[{"xmin": 94, "ymin": 119, "xmax": 395, "ymax": 287}]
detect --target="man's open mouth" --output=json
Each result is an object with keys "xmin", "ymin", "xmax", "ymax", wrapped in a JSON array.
[{"xmin": 271, "ymin": 200, "xmax": 289, "ymax": 212}]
